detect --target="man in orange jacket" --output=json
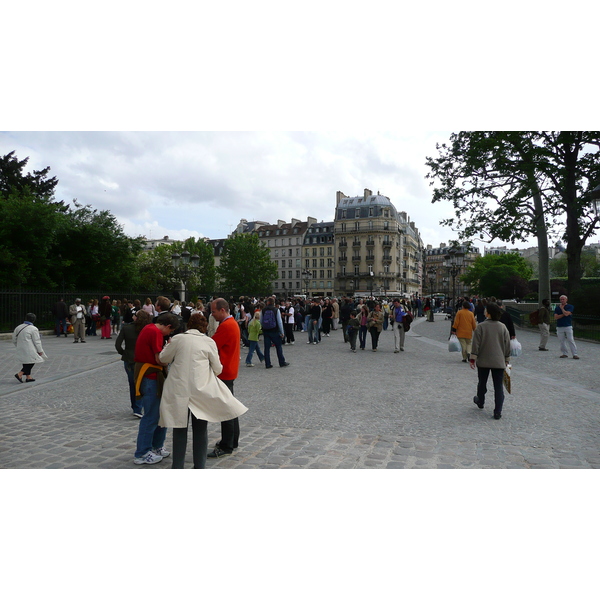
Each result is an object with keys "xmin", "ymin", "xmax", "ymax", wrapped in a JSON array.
[
  {"xmin": 208, "ymin": 298, "xmax": 242, "ymax": 458},
  {"xmin": 452, "ymin": 300, "xmax": 477, "ymax": 363}
]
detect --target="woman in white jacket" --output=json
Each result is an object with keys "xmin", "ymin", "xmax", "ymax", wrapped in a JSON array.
[
  {"xmin": 158, "ymin": 312, "xmax": 247, "ymax": 468},
  {"xmin": 13, "ymin": 313, "xmax": 47, "ymax": 383}
]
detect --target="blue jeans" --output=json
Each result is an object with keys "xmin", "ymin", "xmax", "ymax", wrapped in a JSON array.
[
  {"xmin": 359, "ymin": 325, "xmax": 368, "ymax": 349},
  {"xmin": 263, "ymin": 329, "xmax": 286, "ymax": 367},
  {"xmin": 55, "ymin": 317, "xmax": 68, "ymax": 335},
  {"xmin": 477, "ymin": 367, "xmax": 505, "ymax": 416},
  {"xmin": 308, "ymin": 319, "xmax": 320, "ymax": 343},
  {"xmin": 246, "ymin": 340, "xmax": 265, "ymax": 364},
  {"xmin": 134, "ymin": 377, "xmax": 167, "ymax": 458},
  {"xmin": 124, "ymin": 362, "xmax": 142, "ymax": 414}
]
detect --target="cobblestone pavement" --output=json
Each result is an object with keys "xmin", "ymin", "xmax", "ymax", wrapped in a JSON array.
[{"xmin": 1, "ymin": 316, "xmax": 599, "ymax": 468}]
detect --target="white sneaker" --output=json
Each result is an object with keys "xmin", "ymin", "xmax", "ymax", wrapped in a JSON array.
[
  {"xmin": 246, "ymin": 363, "xmax": 255, "ymax": 367},
  {"xmin": 133, "ymin": 451, "xmax": 163, "ymax": 465},
  {"xmin": 133, "ymin": 412, "xmax": 143, "ymax": 418},
  {"xmin": 153, "ymin": 446, "xmax": 171, "ymax": 458}
]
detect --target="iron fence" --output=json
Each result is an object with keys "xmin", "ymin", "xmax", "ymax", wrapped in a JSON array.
[
  {"xmin": 0, "ymin": 288, "xmax": 167, "ymax": 333},
  {"xmin": 506, "ymin": 306, "xmax": 600, "ymax": 343}
]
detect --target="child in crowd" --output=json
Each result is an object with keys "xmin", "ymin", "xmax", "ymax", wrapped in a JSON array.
[{"xmin": 347, "ymin": 310, "xmax": 360, "ymax": 353}]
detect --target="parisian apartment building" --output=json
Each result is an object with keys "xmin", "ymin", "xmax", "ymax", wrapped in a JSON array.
[{"xmin": 206, "ymin": 189, "xmax": 425, "ymax": 297}]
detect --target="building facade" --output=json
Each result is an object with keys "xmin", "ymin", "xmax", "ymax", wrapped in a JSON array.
[
  {"xmin": 302, "ymin": 221, "xmax": 335, "ymax": 296},
  {"xmin": 333, "ymin": 189, "xmax": 422, "ymax": 297},
  {"xmin": 256, "ymin": 218, "xmax": 315, "ymax": 295},
  {"xmin": 424, "ymin": 242, "xmax": 480, "ymax": 300}
]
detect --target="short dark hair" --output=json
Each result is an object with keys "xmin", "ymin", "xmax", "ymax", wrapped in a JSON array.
[
  {"xmin": 542, "ymin": 298, "xmax": 550, "ymax": 307},
  {"xmin": 156, "ymin": 312, "xmax": 180, "ymax": 329},
  {"xmin": 212, "ymin": 298, "xmax": 229, "ymax": 312},
  {"xmin": 462, "ymin": 301, "xmax": 470, "ymax": 309},
  {"xmin": 485, "ymin": 302, "xmax": 502, "ymax": 321},
  {"xmin": 25, "ymin": 312, "xmax": 36, "ymax": 323},
  {"xmin": 155, "ymin": 296, "xmax": 171, "ymax": 312}
]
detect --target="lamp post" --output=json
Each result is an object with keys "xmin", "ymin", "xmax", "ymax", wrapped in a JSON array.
[
  {"xmin": 427, "ymin": 267, "xmax": 436, "ymax": 321},
  {"xmin": 592, "ymin": 184, "xmax": 600, "ymax": 216},
  {"xmin": 171, "ymin": 250, "xmax": 200, "ymax": 303},
  {"xmin": 444, "ymin": 247, "xmax": 465, "ymax": 321},
  {"xmin": 302, "ymin": 269, "xmax": 313, "ymax": 298}
]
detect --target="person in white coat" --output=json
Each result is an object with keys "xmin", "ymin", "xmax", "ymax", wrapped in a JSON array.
[
  {"xmin": 13, "ymin": 313, "xmax": 48, "ymax": 383},
  {"xmin": 158, "ymin": 312, "xmax": 248, "ymax": 468}
]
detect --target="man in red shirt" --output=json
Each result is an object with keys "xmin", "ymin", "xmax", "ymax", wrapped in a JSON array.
[
  {"xmin": 208, "ymin": 298, "xmax": 241, "ymax": 458},
  {"xmin": 133, "ymin": 312, "xmax": 180, "ymax": 465}
]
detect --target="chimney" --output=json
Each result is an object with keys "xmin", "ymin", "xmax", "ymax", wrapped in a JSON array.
[
  {"xmin": 336, "ymin": 191, "xmax": 347, "ymax": 206},
  {"xmin": 364, "ymin": 188, "xmax": 372, "ymax": 201},
  {"xmin": 291, "ymin": 218, "xmax": 300, "ymax": 227},
  {"xmin": 306, "ymin": 216, "xmax": 317, "ymax": 226},
  {"xmin": 277, "ymin": 220, "xmax": 285, "ymax": 227}
]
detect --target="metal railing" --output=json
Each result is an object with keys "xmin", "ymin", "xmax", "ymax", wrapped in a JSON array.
[
  {"xmin": 0, "ymin": 288, "xmax": 167, "ymax": 333},
  {"xmin": 506, "ymin": 306, "xmax": 600, "ymax": 343}
]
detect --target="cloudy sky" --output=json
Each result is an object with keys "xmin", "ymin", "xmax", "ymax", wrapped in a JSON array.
[{"xmin": 1, "ymin": 130, "xmax": 467, "ymax": 248}]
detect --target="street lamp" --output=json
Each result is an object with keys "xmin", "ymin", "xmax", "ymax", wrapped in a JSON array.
[
  {"xmin": 591, "ymin": 184, "xmax": 600, "ymax": 216},
  {"xmin": 427, "ymin": 267, "xmax": 436, "ymax": 321},
  {"xmin": 444, "ymin": 247, "xmax": 465, "ymax": 320},
  {"xmin": 302, "ymin": 269, "xmax": 313, "ymax": 298},
  {"xmin": 171, "ymin": 250, "xmax": 201, "ymax": 302}
]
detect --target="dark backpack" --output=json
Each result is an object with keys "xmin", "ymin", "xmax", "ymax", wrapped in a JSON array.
[
  {"xmin": 262, "ymin": 306, "xmax": 277, "ymax": 330},
  {"xmin": 529, "ymin": 309, "xmax": 540, "ymax": 326},
  {"xmin": 403, "ymin": 311, "xmax": 413, "ymax": 331}
]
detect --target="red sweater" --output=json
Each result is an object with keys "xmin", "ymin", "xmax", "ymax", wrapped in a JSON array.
[{"xmin": 212, "ymin": 316, "xmax": 240, "ymax": 381}]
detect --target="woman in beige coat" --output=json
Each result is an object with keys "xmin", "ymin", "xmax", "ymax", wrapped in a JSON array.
[
  {"xmin": 13, "ymin": 313, "xmax": 47, "ymax": 383},
  {"xmin": 158, "ymin": 313, "xmax": 247, "ymax": 468}
]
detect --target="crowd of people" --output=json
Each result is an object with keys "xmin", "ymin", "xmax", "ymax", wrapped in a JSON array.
[{"xmin": 11, "ymin": 291, "xmax": 581, "ymax": 466}]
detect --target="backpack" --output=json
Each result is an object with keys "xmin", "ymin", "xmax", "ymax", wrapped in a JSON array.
[
  {"xmin": 403, "ymin": 311, "xmax": 413, "ymax": 331},
  {"xmin": 262, "ymin": 306, "xmax": 277, "ymax": 330},
  {"xmin": 529, "ymin": 309, "xmax": 540, "ymax": 326}
]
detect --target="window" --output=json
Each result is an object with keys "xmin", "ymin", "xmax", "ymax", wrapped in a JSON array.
[
  {"xmin": 274, "ymin": 250, "xmax": 279, "ymax": 257},
  {"xmin": 296, "ymin": 270, "xmax": 300, "ymax": 278},
  {"xmin": 327, "ymin": 281, "xmax": 332, "ymax": 288},
  {"xmin": 312, "ymin": 259, "xmax": 317, "ymax": 268},
  {"xmin": 274, "ymin": 282, "xmax": 278, "ymax": 289},
  {"xmin": 341, "ymin": 223, "xmax": 347, "ymax": 232},
  {"xmin": 319, "ymin": 270, "xmax": 325, "ymax": 278},
  {"xmin": 305, "ymin": 259, "xmax": 310, "ymax": 268},
  {"xmin": 354, "ymin": 222, "xmax": 360, "ymax": 231},
  {"xmin": 327, "ymin": 247, "xmax": 332, "ymax": 255},
  {"xmin": 312, "ymin": 248, "xmax": 317, "ymax": 256},
  {"xmin": 369, "ymin": 207, "xmax": 373, "ymax": 216},
  {"xmin": 296, "ymin": 259, "xmax": 300, "ymax": 267},
  {"xmin": 384, "ymin": 221, "xmax": 389, "ymax": 230},
  {"xmin": 327, "ymin": 270, "xmax": 332, "ymax": 278},
  {"xmin": 342, "ymin": 209, "xmax": 347, "ymax": 218},
  {"xmin": 281, "ymin": 260, "xmax": 286, "ymax": 267},
  {"xmin": 288, "ymin": 260, "xmax": 292, "ymax": 267},
  {"xmin": 320, "ymin": 259, "xmax": 325, "ymax": 267},
  {"xmin": 296, "ymin": 281, "xmax": 301, "ymax": 289},
  {"xmin": 305, "ymin": 249, "xmax": 309, "ymax": 257},
  {"xmin": 354, "ymin": 265, "xmax": 360, "ymax": 275},
  {"xmin": 368, "ymin": 220, "xmax": 373, "ymax": 230},
  {"xmin": 288, "ymin": 271, "xmax": 292, "ymax": 279},
  {"xmin": 320, "ymin": 247, "xmax": 324, "ymax": 256},
  {"xmin": 288, "ymin": 249, "xmax": 292, "ymax": 256},
  {"xmin": 281, "ymin": 271, "xmax": 285, "ymax": 279}
]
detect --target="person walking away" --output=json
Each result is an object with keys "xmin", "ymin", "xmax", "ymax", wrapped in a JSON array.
[
  {"xmin": 495, "ymin": 299, "xmax": 516, "ymax": 340},
  {"xmin": 132, "ymin": 312, "xmax": 180, "ymax": 465},
  {"xmin": 474, "ymin": 299, "xmax": 486, "ymax": 324},
  {"xmin": 99, "ymin": 296, "xmax": 112, "ymax": 339},
  {"xmin": 260, "ymin": 297, "xmax": 289, "ymax": 368},
  {"xmin": 13, "ymin": 313, "xmax": 47, "ymax": 383},
  {"xmin": 367, "ymin": 303, "xmax": 384, "ymax": 351},
  {"xmin": 470, "ymin": 302, "xmax": 511, "ymax": 420},
  {"xmin": 554, "ymin": 295, "xmax": 579, "ymax": 359},
  {"xmin": 538, "ymin": 298, "xmax": 551, "ymax": 351},
  {"xmin": 52, "ymin": 297, "xmax": 69, "ymax": 337},
  {"xmin": 331, "ymin": 297, "xmax": 339, "ymax": 330},
  {"xmin": 390, "ymin": 298, "xmax": 407, "ymax": 353},
  {"xmin": 321, "ymin": 299, "xmax": 333, "ymax": 336},
  {"xmin": 339, "ymin": 297, "xmax": 353, "ymax": 343},
  {"xmin": 115, "ymin": 309, "xmax": 152, "ymax": 418},
  {"xmin": 69, "ymin": 298, "xmax": 87, "ymax": 343},
  {"xmin": 452, "ymin": 300, "xmax": 477, "ymax": 362},
  {"xmin": 159, "ymin": 313, "xmax": 248, "ymax": 468},
  {"xmin": 245, "ymin": 309, "xmax": 265, "ymax": 366},
  {"xmin": 207, "ymin": 298, "xmax": 244, "ymax": 458}
]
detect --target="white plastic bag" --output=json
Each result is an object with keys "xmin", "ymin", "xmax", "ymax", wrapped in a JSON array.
[
  {"xmin": 510, "ymin": 338, "xmax": 522, "ymax": 357},
  {"xmin": 448, "ymin": 334, "xmax": 461, "ymax": 353}
]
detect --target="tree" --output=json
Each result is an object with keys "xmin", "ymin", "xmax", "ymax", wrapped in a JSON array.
[
  {"xmin": 136, "ymin": 237, "xmax": 216, "ymax": 298},
  {"xmin": 425, "ymin": 131, "xmax": 600, "ymax": 301},
  {"xmin": 461, "ymin": 254, "xmax": 533, "ymax": 298},
  {"xmin": 0, "ymin": 151, "xmax": 59, "ymax": 201},
  {"xmin": 55, "ymin": 201, "xmax": 144, "ymax": 289},
  {"xmin": 217, "ymin": 233, "xmax": 278, "ymax": 296}
]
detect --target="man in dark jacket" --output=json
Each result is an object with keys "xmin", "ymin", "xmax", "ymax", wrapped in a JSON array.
[
  {"xmin": 52, "ymin": 297, "xmax": 69, "ymax": 337},
  {"xmin": 496, "ymin": 300, "xmax": 516, "ymax": 339}
]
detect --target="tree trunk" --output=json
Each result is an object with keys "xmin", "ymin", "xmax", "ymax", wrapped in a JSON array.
[{"xmin": 532, "ymin": 189, "xmax": 551, "ymax": 305}]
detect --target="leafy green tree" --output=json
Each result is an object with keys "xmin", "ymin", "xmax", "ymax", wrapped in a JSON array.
[
  {"xmin": 0, "ymin": 151, "xmax": 59, "ymax": 201},
  {"xmin": 136, "ymin": 237, "xmax": 216, "ymax": 298},
  {"xmin": 217, "ymin": 233, "xmax": 278, "ymax": 296},
  {"xmin": 425, "ymin": 132, "xmax": 600, "ymax": 301},
  {"xmin": 461, "ymin": 254, "xmax": 533, "ymax": 298},
  {"xmin": 54, "ymin": 201, "xmax": 144, "ymax": 289}
]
